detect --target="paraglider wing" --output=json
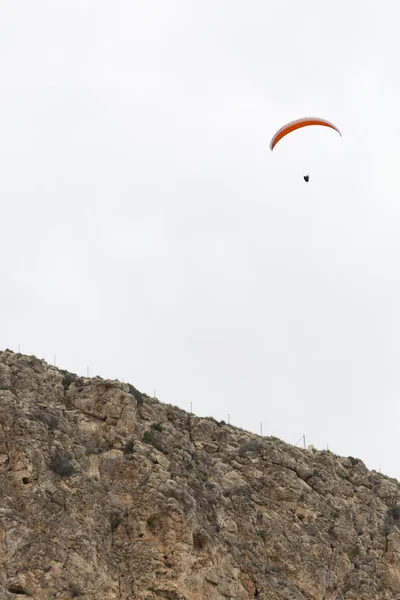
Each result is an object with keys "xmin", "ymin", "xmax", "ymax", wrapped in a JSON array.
[{"xmin": 270, "ymin": 117, "xmax": 342, "ymax": 151}]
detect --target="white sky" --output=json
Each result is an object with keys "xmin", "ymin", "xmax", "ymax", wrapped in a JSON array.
[{"xmin": 1, "ymin": 0, "xmax": 400, "ymax": 478}]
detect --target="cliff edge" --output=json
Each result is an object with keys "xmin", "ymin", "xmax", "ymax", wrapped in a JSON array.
[{"xmin": 0, "ymin": 350, "xmax": 399, "ymax": 599}]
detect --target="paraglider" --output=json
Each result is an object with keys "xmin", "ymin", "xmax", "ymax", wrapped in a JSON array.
[{"xmin": 270, "ymin": 117, "xmax": 342, "ymax": 181}]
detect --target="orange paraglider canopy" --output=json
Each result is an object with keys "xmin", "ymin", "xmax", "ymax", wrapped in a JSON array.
[{"xmin": 270, "ymin": 117, "xmax": 342, "ymax": 151}]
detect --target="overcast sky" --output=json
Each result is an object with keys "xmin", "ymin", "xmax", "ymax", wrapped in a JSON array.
[{"xmin": 1, "ymin": 0, "xmax": 400, "ymax": 478}]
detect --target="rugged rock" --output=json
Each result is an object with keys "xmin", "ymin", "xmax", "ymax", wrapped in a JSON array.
[{"xmin": 0, "ymin": 349, "xmax": 400, "ymax": 599}]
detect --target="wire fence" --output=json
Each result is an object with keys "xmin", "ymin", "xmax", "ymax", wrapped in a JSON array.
[{"xmin": 1, "ymin": 344, "xmax": 332, "ymax": 455}]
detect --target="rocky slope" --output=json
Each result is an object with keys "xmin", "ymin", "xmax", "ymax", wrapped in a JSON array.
[{"xmin": 1, "ymin": 350, "xmax": 400, "ymax": 599}]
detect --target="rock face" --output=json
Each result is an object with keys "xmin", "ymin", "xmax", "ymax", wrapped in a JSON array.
[{"xmin": 1, "ymin": 350, "xmax": 400, "ymax": 599}]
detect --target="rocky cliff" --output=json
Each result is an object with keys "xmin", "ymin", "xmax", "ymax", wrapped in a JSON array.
[{"xmin": 0, "ymin": 350, "xmax": 400, "ymax": 599}]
